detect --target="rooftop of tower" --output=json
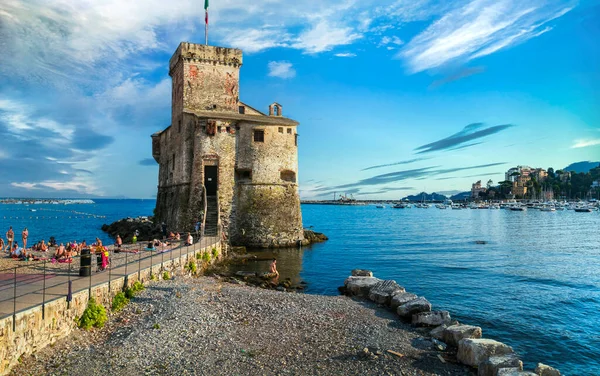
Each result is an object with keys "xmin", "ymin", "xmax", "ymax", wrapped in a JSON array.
[{"xmin": 169, "ymin": 42, "xmax": 243, "ymax": 73}]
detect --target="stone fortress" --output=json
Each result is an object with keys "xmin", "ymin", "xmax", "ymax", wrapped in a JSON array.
[{"xmin": 151, "ymin": 42, "xmax": 304, "ymax": 248}]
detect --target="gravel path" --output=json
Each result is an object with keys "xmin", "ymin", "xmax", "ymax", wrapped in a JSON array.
[{"xmin": 11, "ymin": 276, "xmax": 473, "ymax": 376}]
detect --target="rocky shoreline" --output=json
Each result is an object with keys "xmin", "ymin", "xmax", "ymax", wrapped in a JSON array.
[
  {"xmin": 341, "ymin": 270, "xmax": 561, "ymax": 376},
  {"xmin": 102, "ymin": 217, "xmax": 328, "ymax": 246}
]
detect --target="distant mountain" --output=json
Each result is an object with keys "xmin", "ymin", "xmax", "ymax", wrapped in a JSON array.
[
  {"xmin": 563, "ymin": 161, "xmax": 600, "ymax": 174},
  {"xmin": 402, "ymin": 192, "xmax": 448, "ymax": 202},
  {"xmin": 449, "ymin": 191, "xmax": 471, "ymax": 201}
]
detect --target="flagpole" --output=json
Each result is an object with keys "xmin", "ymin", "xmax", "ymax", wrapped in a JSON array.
[{"xmin": 204, "ymin": 0, "xmax": 209, "ymax": 45}]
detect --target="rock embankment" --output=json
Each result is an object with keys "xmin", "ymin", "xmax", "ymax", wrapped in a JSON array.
[
  {"xmin": 341, "ymin": 269, "xmax": 562, "ymax": 376},
  {"xmin": 102, "ymin": 216, "xmax": 162, "ymax": 242},
  {"xmin": 303, "ymin": 229, "xmax": 328, "ymax": 244}
]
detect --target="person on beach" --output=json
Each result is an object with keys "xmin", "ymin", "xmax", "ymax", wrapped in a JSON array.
[
  {"xmin": 161, "ymin": 222, "xmax": 167, "ymax": 239},
  {"xmin": 6, "ymin": 226, "xmax": 14, "ymax": 253},
  {"xmin": 99, "ymin": 246, "xmax": 109, "ymax": 271},
  {"xmin": 115, "ymin": 235, "xmax": 122, "ymax": 249},
  {"xmin": 175, "ymin": 232, "xmax": 181, "ymax": 241},
  {"xmin": 54, "ymin": 243, "xmax": 66, "ymax": 259},
  {"xmin": 185, "ymin": 232, "xmax": 193, "ymax": 246},
  {"xmin": 39, "ymin": 240, "xmax": 48, "ymax": 252},
  {"xmin": 194, "ymin": 221, "xmax": 200, "ymax": 236},
  {"xmin": 79, "ymin": 240, "xmax": 87, "ymax": 252},
  {"xmin": 22, "ymin": 228, "xmax": 28, "ymax": 250},
  {"xmin": 0, "ymin": 237, "xmax": 4, "ymax": 254},
  {"xmin": 269, "ymin": 258, "xmax": 279, "ymax": 276}
]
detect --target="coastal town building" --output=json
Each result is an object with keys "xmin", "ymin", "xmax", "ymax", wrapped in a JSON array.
[
  {"xmin": 512, "ymin": 175, "xmax": 529, "ymax": 197},
  {"xmin": 471, "ymin": 180, "xmax": 487, "ymax": 199},
  {"xmin": 151, "ymin": 42, "xmax": 304, "ymax": 248},
  {"xmin": 505, "ymin": 165, "xmax": 533, "ymax": 182}
]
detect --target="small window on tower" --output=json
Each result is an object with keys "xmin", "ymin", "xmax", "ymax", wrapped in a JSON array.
[
  {"xmin": 235, "ymin": 169, "xmax": 252, "ymax": 182},
  {"xmin": 226, "ymin": 126, "xmax": 231, "ymax": 133},
  {"xmin": 295, "ymin": 134, "xmax": 298, "ymax": 146},
  {"xmin": 278, "ymin": 127, "xmax": 283, "ymax": 133},
  {"xmin": 254, "ymin": 129, "xmax": 264, "ymax": 142},
  {"xmin": 178, "ymin": 120, "xmax": 181, "ymax": 133},
  {"xmin": 217, "ymin": 126, "xmax": 222, "ymax": 133},
  {"xmin": 280, "ymin": 170, "xmax": 296, "ymax": 183},
  {"xmin": 172, "ymin": 154, "xmax": 175, "ymax": 171},
  {"xmin": 287, "ymin": 128, "xmax": 292, "ymax": 134},
  {"xmin": 239, "ymin": 106, "xmax": 245, "ymax": 114}
]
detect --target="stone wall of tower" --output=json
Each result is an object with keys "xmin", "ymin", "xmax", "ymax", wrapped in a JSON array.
[
  {"xmin": 230, "ymin": 123, "xmax": 304, "ymax": 247},
  {"xmin": 153, "ymin": 113, "xmax": 197, "ymax": 232},
  {"xmin": 169, "ymin": 43, "xmax": 242, "ymax": 118}
]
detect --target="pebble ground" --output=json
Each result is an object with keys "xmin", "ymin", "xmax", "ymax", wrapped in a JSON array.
[{"xmin": 11, "ymin": 276, "xmax": 474, "ymax": 376}]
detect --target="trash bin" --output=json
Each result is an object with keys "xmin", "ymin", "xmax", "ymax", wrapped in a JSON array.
[{"xmin": 79, "ymin": 248, "xmax": 92, "ymax": 277}]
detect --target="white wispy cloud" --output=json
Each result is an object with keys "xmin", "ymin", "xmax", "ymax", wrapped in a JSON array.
[
  {"xmin": 571, "ymin": 139, "xmax": 600, "ymax": 149},
  {"xmin": 400, "ymin": 0, "xmax": 574, "ymax": 73},
  {"xmin": 378, "ymin": 35, "xmax": 404, "ymax": 48},
  {"xmin": 292, "ymin": 21, "xmax": 362, "ymax": 54},
  {"xmin": 335, "ymin": 53, "xmax": 357, "ymax": 58},
  {"xmin": 267, "ymin": 61, "xmax": 296, "ymax": 79}
]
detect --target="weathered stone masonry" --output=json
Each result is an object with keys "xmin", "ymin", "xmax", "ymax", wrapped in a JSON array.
[{"xmin": 152, "ymin": 42, "xmax": 304, "ymax": 248}]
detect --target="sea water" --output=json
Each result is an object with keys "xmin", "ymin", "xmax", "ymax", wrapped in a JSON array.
[{"xmin": 0, "ymin": 200, "xmax": 598, "ymax": 374}]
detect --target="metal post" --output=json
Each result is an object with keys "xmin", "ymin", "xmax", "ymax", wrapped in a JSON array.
[
  {"xmin": 13, "ymin": 267, "xmax": 17, "ymax": 332},
  {"xmin": 108, "ymin": 253, "xmax": 112, "ymax": 291},
  {"xmin": 125, "ymin": 250, "xmax": 128, "ymax": 279},
  {"xmin": 67, "ymin": 262, "xmax": 72, "ymax": 308},
  {"xmin": 88, "ymin": 262, "xmax": 92, "ymax": 298},
  {"xmin": 42, "ymin": 260, "xmax": 46, "ymax": 319},
  {"xmin": 161, "ymin": 243, "xmax": 164, "ymax": 270},
  {"xmin": 150, "ymin": 247, "xmax": 154, "ymax": 279},
  {"xmin": 138, "ymin": 250, "xmax": 141, "ymax": 281}
]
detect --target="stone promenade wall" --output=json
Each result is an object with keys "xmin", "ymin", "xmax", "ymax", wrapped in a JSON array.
[{"xmin": 0, "ymin": 241, "xmax": 221, "ymax": 375}]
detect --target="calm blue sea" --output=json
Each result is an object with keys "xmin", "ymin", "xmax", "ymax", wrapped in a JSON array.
[{"xmin": 1, "ymin": 200, "xmax": 598, "ymax": 375}]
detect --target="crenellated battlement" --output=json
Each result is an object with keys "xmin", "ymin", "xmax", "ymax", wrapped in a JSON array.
[{"xmin": 169, "ymin": 42, "xmax": 243, "ymax": 74}]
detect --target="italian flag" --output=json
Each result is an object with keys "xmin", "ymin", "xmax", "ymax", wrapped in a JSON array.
[{"xmin": 204, "ymin": 0, "xmax": 209, "ymax": 25}]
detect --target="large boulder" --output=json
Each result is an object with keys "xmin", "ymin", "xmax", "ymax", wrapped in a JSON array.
[
  {"xmin": 534, "ymin": 363, "xmax": 560, "ymax": 376},
  {"xmin": 457, "ymin": 338, "xmax": 514, "ymax": 368},
  {"xmin": 412, "ymin": 310, "xmax": 451, "ymax": 327},
  {"xmin": 430, "ymin": 324, "xmax": 448, "ymax": 341},
  {"xmin": 344, "ymin": 276, "xmax": 381, "ymax": 297},
  {"xmin": 497, "ymin": 369, "xmax": 536, "ymax": 376},
  {"xmin": 443, "ymin": 324, "xmax": 483, "ymax": 347},
  {"xmin": 351, "ymin": 269, "xmax": 373, "ymax": 277},
  {"xmin": 397, "ymin": 297, "xmax": 431, "ymax": 318},
  {"xmin": 390, "ymin": 292, "xmax": 417, "ymax": 310},
  {"xmin": 368, "ymin": 280, "xmax": 405, "ymax": 305},
  {"xmin": 478, "ymin": 354, "xmax": 523, "ymax": 376}
]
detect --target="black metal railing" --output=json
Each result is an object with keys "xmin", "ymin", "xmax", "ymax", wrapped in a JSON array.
[{"xmin": 0, "ymin": 228, "xmax": 222, "ymax": 331}]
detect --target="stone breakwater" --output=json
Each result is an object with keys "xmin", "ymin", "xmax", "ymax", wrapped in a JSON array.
[{"xmin": 340, "ymin": 270, "xmax": 562, "ymax": 376}]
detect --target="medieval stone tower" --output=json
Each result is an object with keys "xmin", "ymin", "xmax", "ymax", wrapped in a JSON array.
[{"xmin": 151, "ymin": 42, "xmax": 304, "ymax": 248}]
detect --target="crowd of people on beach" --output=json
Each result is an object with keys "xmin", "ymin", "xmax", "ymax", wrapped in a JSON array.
[{"xmin": 2, "ymin": 223, "xmax": 194, "ymax": 265}]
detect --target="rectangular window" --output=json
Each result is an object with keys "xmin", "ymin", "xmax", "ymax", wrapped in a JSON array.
[
  {"xmin": 226, "ymin": 126, "xmax": 231, "ymax": 133},
  {"xmin": 178, "ymin": 120, "xmax": 181, "ymax": 133},
  {"xmin": 287, "ymin": 128, "xmax": 292, "ymax": 134},
  {"xmin": 172, "ymin": 154, "xmax": 175, "ymax": 170},
  {"xmin": 217, "ymin": 126, "xmax": 222, "ymax": 133},
  {"xmin": 239, "ymin": 106, "xmax": 245, "ymax": 114},
  {"xmin": 278, "ymin": 127, "xmax": 283, "ymax": 133},
  {"xmin": 235, "ymin": 169, "xmax": 252, "ymax": 182},
  {"xmin": 294, "ymin": 134, "xmax": 298, "ymax": 146},
  {"xmin": 254, "ymin": 129, "xmax": 265, "ymax": 142}
]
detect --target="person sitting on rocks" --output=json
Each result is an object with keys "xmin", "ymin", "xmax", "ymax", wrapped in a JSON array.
[
  {"xmin": 0, "ymin": 238, "xmax": 5, "ymax": 254},
  {"xmin": 185, "ymin": 232, "xmax": 193, "ymax": 246},
  {"xmin": 175, "ymin": 232, "xmax": 181, "ymax": 241},
  {"xmin": 168, "ymin": 231, "xmax": 176, "ymax": 240},
  {"xmin": 79, "ymin": 240, "xmax": 87, "ymax": 252},
  {"xmin": 269, "ymin": 259, "xmax": 279, "ymax": 276},
  {"xmin": 39, "ymin": 240, "xmax": 48, "ymax": 252},
  {"xmin": 115, "ymin": 235, "xmax": 123, "ymax": 251}
]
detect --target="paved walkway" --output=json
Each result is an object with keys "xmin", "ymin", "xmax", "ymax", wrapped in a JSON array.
[{"xmin": 0, "ymin": 236, "xmax": 220, "ymax": 318}]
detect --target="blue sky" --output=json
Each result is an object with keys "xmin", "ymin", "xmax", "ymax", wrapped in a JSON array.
[{"xmin": 0, "ymin": 0, "xmax": 598, "ymax": 199}]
